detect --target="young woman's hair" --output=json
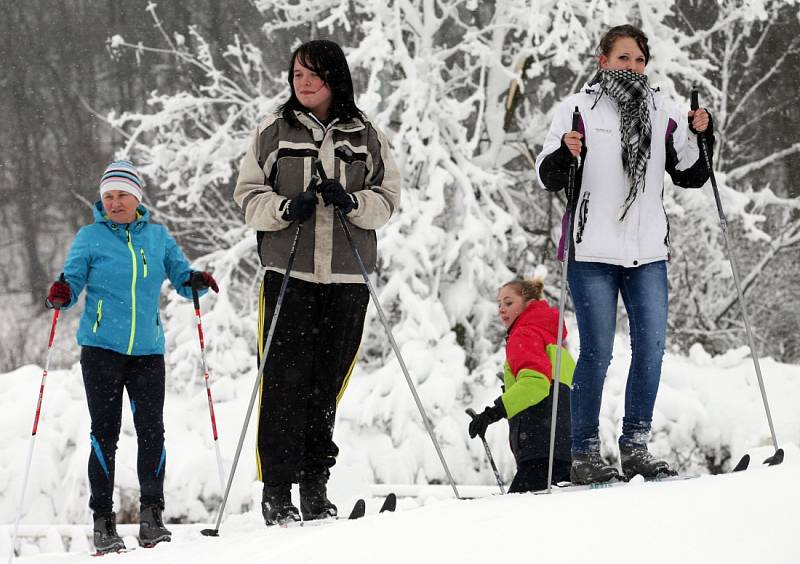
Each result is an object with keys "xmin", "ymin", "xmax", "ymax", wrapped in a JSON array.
[
  {"xmin": 597, "ymin": 24, "xmax": 650, "ymax": 65},
  {"xmin": 501, "ymin": 278, "xmax": 545, "ymax": 302},
  {"xmin": 278, "ymin": 39, "xmax": 365, "ymax": 123}
]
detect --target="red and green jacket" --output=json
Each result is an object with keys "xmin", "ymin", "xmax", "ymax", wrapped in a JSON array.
[{"xmin": 499, "ymin": 300, "xmax": 575, "ymax": 419}]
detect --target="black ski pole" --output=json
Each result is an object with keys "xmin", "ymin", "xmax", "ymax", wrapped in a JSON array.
[
  {"xmin": 546, "ymin": 107, "xmax": 582, "ymax": 493},
  {"xmin": 465, "ymin": 408, "xmax": 505, "ymax": 494},
  {"xmin": 201, "ymin": 222, "xmax": 304, "ymax": 537},
  {"xmin": 692, "ymin": 89, "xmax": 783, "ymax": 466},
  {"xmin": 315, "ymin": 161, "xmax": 461, "ymax": 500}
]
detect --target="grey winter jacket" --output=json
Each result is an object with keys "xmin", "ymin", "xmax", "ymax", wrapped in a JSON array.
[{"xmin": 234, "ymin": 110, "xmax": 401, "ymax": 284}]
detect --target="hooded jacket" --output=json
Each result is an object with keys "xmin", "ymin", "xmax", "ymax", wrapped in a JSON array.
[
  {"xmin": 234, "ymin": 110, "xmax": 401, "ymax": 284},
  {"xmin": 61, "ymin": 202, "xmax": 197, "ymax": 356},
  {"xmin": 536, "ymin": 82, "xmax": 712, "ymax": 267},
  {"xmin": 499, "ymin": 300, "xmax": 574, "ymax": 464}
]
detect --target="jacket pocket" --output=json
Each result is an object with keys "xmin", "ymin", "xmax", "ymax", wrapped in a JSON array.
[
  {"xmin": 575, "ymin": 191, "xmax": 590, "ymax": 244},
  {"xmin": 92, "ymin": 299, "xmax": 104, "ymax": 333},
  {"xmin": 140, "ymin": 248, "xmax": 148, "ymax": 278}
]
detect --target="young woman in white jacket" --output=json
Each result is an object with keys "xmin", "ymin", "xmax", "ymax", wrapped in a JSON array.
[{"xmin": 536, "ymin": 24, "xmax": 713, "ymax": 485}]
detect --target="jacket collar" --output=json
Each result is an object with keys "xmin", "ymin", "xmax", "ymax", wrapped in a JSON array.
[{"xmin": 294, "ymin": 110, "xmax": 365, "ymax": 141}]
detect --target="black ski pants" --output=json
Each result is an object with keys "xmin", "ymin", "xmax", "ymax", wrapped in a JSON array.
[
  {"xmin": 508, "ymin": 458, "xmax": 571, "ymax": 493},
  {"xmin": 81, "ymin": 346, "xmax": 166, "ymax": 515},
  {"xmin": 256, "ymin": 270, "xmax": 368, "ymax": 485}
]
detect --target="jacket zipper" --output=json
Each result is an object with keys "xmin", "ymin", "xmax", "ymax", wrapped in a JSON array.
[
  {"xmin": 126, "ymin": 229, "xmax": 138, "ymax": 354},
  {"xmin": 140, "ymin": 248, "xmax": 148, "ymax": 278},
  {"xmin": 576, "ymin": 191, "xmax": 590, "ymax": 244},
  {"xmin": 92, "ymin": 299, "xmax": 104, "ymax": 333}
]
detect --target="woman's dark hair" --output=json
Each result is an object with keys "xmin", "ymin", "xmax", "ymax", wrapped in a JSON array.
[
  {"xmin": 278, "ymin": 39, "xmax": 364, "ymax": 123},
  {"xmin": 597, "ymin": 24, "xmax": 650, "ymax": 65}
]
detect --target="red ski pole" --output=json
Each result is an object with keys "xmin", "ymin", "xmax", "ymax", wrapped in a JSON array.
[
  {"xmin": 8, "ymin": 306, "xmax": 61, "ymax": 564},
  {"xmin": 188, "ymin": 281, "xmax": 227, "ymax": 496}
]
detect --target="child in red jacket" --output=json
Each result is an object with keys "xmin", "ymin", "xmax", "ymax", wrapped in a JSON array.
[{"xmin": 468, "ymin": 278, "xmax": 574, "ymax": 492}]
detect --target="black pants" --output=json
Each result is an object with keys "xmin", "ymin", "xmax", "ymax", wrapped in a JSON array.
[
  {"xmin": 256, "ymin": 271, "xmax": 368, "ymax": 485},
  {"xmin": 81, "ymin": 346, "xmax": 166, "ymax": 514},
  {"xmin": 509, "ymin": 458, "xmax": 571, "ymax": 493}
]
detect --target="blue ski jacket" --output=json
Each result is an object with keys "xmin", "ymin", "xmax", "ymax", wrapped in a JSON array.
[{"xmin": 62, "ymin": 201, "xmax": 200, "ymax": 356}]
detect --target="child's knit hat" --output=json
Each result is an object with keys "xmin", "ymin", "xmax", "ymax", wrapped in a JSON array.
[{"xmin": 100, "ymin": 160, "xmax": 144, "ymax": 201}]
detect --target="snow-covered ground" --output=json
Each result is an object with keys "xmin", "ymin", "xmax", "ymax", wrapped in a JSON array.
[
  {"xmin": 2, "ymin": 322, "xmax": 799, "ymax": 562},
  {"xmin": 2, "ymin": 446, "xmax": 798, "ymax": 563}
]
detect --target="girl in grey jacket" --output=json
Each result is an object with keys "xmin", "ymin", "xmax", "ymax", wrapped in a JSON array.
[{"xmin": 234, "ymin": 39, "xmax": 400, "ymax": 525}]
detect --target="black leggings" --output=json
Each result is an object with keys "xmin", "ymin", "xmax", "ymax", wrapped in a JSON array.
[{"xmin": 81, "ymin": 346, "xmax": 166, "ymax": 514}]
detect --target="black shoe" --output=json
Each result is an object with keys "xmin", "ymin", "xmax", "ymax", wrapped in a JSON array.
[
  {"xmin": 570, "ymin": 451, "xmax": 622, "ymax": 485},
  {"xmin": 299, "ymin": 474, "xmax": 337, "ymax": 521},
  {"xmin": 262, "ymin": 483, "xmax": 301, "ymax": 526},
  {"xmin": 139, "ymin": 505, "xmax": 172, "ymax": 547},
  {"xmin": 92, "ymin": 512, "xmax": 126, "ymax": 554},
  {"xmin": 619, "ymin": 443, "xmax": 678, "ymax": 480}
]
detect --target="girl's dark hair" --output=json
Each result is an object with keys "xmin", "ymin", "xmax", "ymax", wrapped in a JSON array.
[
  {"xmin": 597, "ymin": 24, "xmax": 650, "ymax": 65},
  {"xmin": 278, "ymin": 39, "xmax": 364, "ymax": 123},
  {"xmin": 501, "ymin": 278, "xmax": 544, "ymax": 302}
]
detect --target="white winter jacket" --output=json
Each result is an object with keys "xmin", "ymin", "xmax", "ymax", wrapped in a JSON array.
[{"xmin": 536, "ymin": 83, "xmax": 710, "ymax": 267}]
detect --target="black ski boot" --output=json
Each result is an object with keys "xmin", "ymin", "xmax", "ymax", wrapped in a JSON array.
[
  {"xmin": 138, "ymin": 505, "xmax": 172, "ymax": 547},
  {"xmin": 619, "ymin": 443, "xmax": 678, "ymax": 480},
  {"xmin": 570, "ymin": 451, "xmax": 622, "ymax": 485},
  {"xmin": 299, "ymin": 474, "xmax": 337, "ymax": 521},
  {"xmin": 262, "ymin": 483, "xmax": 301, "ymax": 526},
  {"xmin": 92, "ymin": 512, "xmax": 125, "ymax": 554}
]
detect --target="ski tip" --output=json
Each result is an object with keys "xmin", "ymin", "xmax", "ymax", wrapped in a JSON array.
[
  {"xmin": 200, "ymin": 528, "xmax": 219, "ymax": 537},
  {"xmin": 380, "ymin": 492, "xmax": 397, "ymax": 513},
  {"xmin": 732, "ymin": 453, "xmax": 750, "ymax": 472},
  {"xmin": 348, "ymin": 498, "xmax": 366, "ymax": 520},
  {"xmin": 764, "ymin": 448, "xmax": 784, "ymax": 466}
]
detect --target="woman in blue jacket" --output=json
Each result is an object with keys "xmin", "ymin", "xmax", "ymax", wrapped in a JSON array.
[{"xmin": 46, "ymin": 160, "xmax": 218, "ymax": 554}]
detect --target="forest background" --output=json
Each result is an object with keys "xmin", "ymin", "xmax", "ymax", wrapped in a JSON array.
[{"xmin": 1, "ymin": 0, "xmax": 799, "ymax": 441}]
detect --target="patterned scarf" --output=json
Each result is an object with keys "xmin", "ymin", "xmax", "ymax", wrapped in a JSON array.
[{"xmin": 595, "ymin": 69, "xmax": 652, "ymax": 221}]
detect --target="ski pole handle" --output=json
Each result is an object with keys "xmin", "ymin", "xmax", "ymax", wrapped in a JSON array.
[
  {"xmin": 571, "ymin": 106, "xmax": 581, "ymax": 134},
  {"xmin": 690, "ymin": 88, "xmax": 703, "ymax": 135},
  {"xmin": 566, "ymin": 106, "xmax": 581, "ymax": 206},
  {"xmin": 191, "ymin": 285, "xmax": 200, "ymax": 311},
  {"xmin": 182, "ymin": 274, "xmax": 203, "ymax": 310}
]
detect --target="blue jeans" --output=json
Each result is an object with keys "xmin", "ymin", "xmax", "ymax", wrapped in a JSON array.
[{"xmin": 567, "ymin": 260, "xmax": 668, "ymax": 454}]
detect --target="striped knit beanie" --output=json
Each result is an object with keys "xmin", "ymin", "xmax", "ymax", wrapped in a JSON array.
[{"xmin": 100, "ymin": 160, "xmax": 144, "ymax": 201}]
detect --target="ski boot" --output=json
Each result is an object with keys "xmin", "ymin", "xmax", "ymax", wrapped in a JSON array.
[
  {"xmin": 138, "ymin": 505, "xmax": 172, "ymax": 547},
  {"xmin": 570, "ymin": 451, "xmax": 622, "ymax": 485},
  {"xmin": 262, "ymin": 483, "xmax": 301, "ymax": 526},
  {"xmin": 92, "ymin": 512, "xmax": 126, "ymax": 555},
  {"xmin": 619, "ymin": 443, "xmax": 678, "ymax": 480},
  {"xmin": 299, "ymin": 473, "xmax": 337, "ymax": 521}
]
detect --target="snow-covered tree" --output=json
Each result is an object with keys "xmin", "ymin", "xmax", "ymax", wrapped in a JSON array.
[{"xmin": 106, "ymin": 0, "xmax": 800, "ymax": 490}]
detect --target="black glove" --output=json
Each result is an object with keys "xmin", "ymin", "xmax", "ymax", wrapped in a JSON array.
[
  {"xmin": 281, "ymin": 190, "xmax": 318, "ymax": 223},
  {"xmin": 466, "ymin": 401, "xmax": 506, "ymax": 439},
  {"xmin": 188, "ymin": 271, "xmax": 219, "ymax": 293},
  {"xmin": 318, "ymin": 179, "xmax": 356, "ymax": 214}
]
